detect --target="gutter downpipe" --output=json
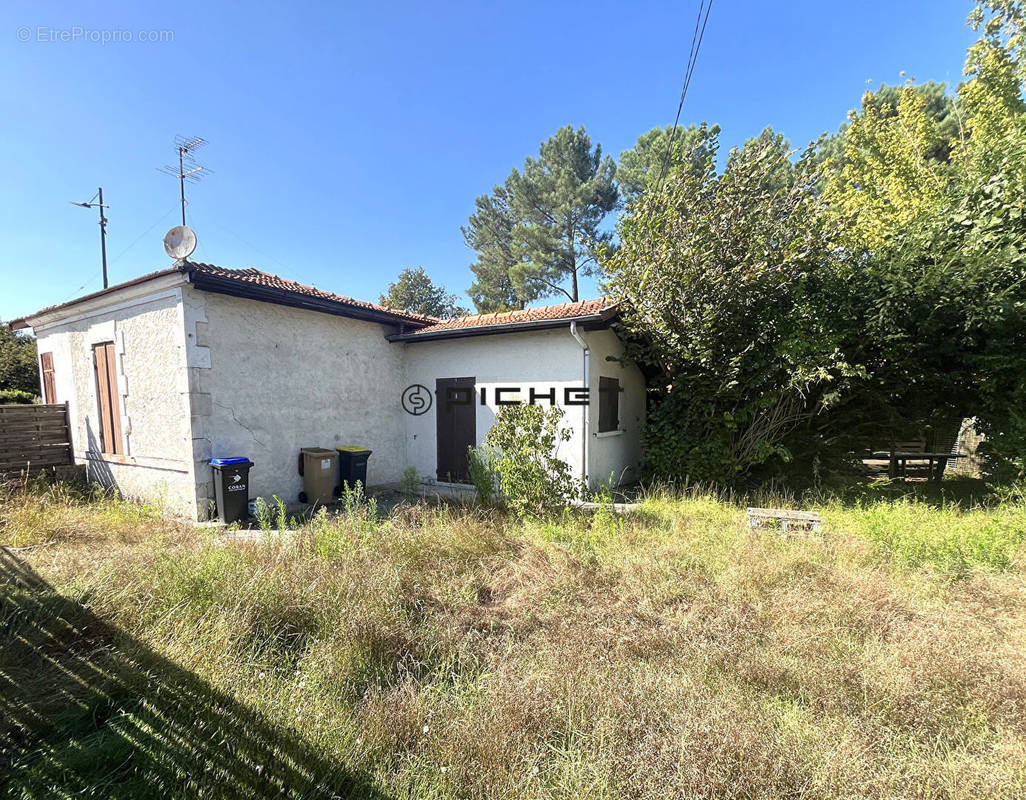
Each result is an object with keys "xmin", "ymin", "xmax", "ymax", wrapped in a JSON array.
[{"xmin": 569, "ymin": 321, "xmax": 589, "ymax": 489}]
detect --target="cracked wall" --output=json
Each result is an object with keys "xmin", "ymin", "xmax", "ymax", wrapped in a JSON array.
[{"xmin": 183, "ymin": 286, "xmax": 406, "ymax": 516}]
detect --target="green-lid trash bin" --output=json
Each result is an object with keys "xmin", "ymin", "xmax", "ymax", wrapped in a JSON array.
[
  {"xmin": 336, "ymin": 446, "xmax": 372, "ymax": 492},
  {"xmin": 298, "ymin": 447, "xmax": 337, "ymax": 505}
]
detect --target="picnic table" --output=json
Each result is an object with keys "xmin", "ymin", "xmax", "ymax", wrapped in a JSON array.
[{"xmin": 870, "ymin": 450, "xmax": 964, "ymax": 480}]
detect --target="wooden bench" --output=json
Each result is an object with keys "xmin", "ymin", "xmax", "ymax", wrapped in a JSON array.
[{"xmin": 747, "ymin": 507, "xmax": 822, "ymax": 533}]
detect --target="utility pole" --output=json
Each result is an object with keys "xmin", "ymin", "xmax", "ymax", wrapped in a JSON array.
[
  {"xmin": 160, "ymin": 136, "xmax": 209, "ymax": 227},
  {"xmin": 70, "ymin": 188, "xmax": 110, "ymax": 289},
  {"xmin": 98, "ymin": 187, "xmax": 108, "ymax": 288}
]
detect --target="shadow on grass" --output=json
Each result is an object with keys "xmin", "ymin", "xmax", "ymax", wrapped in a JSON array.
[
  {"xmin": 833, "ymin": 475, "xmax": 997, "ymax": 509},
  {"xmin": 0, "ymin": 548, "xmax": 390, "ymax": 799},
  {"xmin": 630, "ymin": 475, "xmax": 1005, "ymax": 514}
]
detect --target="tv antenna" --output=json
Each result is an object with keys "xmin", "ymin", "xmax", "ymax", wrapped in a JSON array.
[
  {"xmin": 159, "ymin": 136, "xmax": 210, "ymax": 227},
  {"xmin": 70, "ymin": 187, "xmax": 110, "ymax": 289}
]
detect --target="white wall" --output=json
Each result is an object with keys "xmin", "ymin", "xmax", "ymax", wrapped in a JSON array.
[
  {"xmin": 27, "ymin": 280, "xmax": 646, "ymax": 518},
  {"xmin": 186, "ymin": 288, "xmax": 407, "ymax": 516},
  {"xmin": 402, "ymin": 326, "xmax": 646, "ymax": 491},
  {"xmin": 403, "ymin": 328, "xmax": 586, "ymax": 485},
  {"xmin": 31, "ymin": 283, "xmax": 197, "ymax": 516},
  {"xmin": 584, "ymin": 328, "xmax": 646, "ymax": 488}
]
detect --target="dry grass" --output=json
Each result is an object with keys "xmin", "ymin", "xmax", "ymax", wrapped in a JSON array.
[{"xmin": 2, "ymin": 482, "xmax": 1025, "ymax": 798}]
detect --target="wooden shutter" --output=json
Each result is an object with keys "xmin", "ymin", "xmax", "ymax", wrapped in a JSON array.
[
  {"xmin": 598, "ymin": 377, "xmax": 620, "ymax": 433},
  {"xmin": 39, "ymin": 352, "xmax": 56, "ymax": 404},
  {"xmin": 92, "ymin": 342, "xmax": 124, "ymax": 455}
]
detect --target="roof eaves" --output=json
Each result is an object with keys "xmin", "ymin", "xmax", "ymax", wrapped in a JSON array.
[
  {"xmin": 8, "ymin": 265, "xmax": 190, "ymax": 330},
  {"xmin": 387, "ymin": 309, "xmax": 617, "ymax": 343},
  {"xmin": 184, "ymin": 265, "xmax": 433, "ymax": 328},
  {"xmin": 182, "ymin": 260, "xmax": 437, "ymax": 326}
]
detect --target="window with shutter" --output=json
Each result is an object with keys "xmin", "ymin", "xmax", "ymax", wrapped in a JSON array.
[
  {"xmin": 598, "ymin": 377, "xmax": 620, "ymax": 433},
  {"xmin": 92, "ymin": 342, "xmax": 124, "ymax": 455},
  {"xmin": 39, "ymin": 352, "xmax": 56, "ymax": 404}
]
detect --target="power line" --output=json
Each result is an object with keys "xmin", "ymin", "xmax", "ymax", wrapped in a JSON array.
[
  {"xmin": 108, "ymin": 206, "xmax": 179, "ymax": 266},
  {"xmin": 62, "ymin": 205, "xmax": 178, "ymax": 301},
  {"xmin": 654, "ymin": 0, "xmax": 715, "ymax": 192}
]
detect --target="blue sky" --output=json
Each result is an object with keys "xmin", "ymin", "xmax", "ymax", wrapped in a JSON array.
[{"xmin": 1, "ymin": 0, "xmax": 977, "ymax": 321}]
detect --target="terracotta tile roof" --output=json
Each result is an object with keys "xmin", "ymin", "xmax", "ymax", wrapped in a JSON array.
[
  {"xmin": 10, "ymin": 259, "xmax": 616, "ymax": 338},
  {"xmin": 185, "ymin": 261, "xmax": 438, "ymax": 325},
  {"xmin": 412, "ymin": 298, "xmax": 617, "ymax": 334}
]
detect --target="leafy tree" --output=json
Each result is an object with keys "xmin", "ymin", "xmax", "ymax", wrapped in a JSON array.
[
  {"xmin": 958, "ymin": 1, "xmax": 1026, "ymax": 182},
  {"xmin": 0, "ymin": 324, "xmax": 38, "ymax": 397},
  {"xmin": 380, "ymin": 267, "xmax": 468, "ymax": 319},
  {"xmin": 617, "ymin": 123, "xmax": 720, "ymax": 198},
  {"xmin": 727, "ymin": 127, "xmax": 794, "ymax": 193},
  {"xmin": 872, "ymin": 82, "xmax": 961, "ymax": 160},
  {"xmin": 463, "ymin": 182, "xmax": 524, "ymax": 312},
  {"xmin": 872, "ymin": 0, "xmax": 1026, "ymax": 478},
  {"xmin": 464, "ymin": 126, "xmax": 618, "ymax": 307},
  {"xmin": 605, "ymin": 135, "xmax": 851, "ymax": 484},
  {"xmin": 820, "ymin": 85, "xmax": 953, "ymax": 253},
  {"xmin": 604, "ymin": 0, "xmax": 1026, "ymax": 487},
  {"xmin": 816, "ymin": 81, "xmax": 961, "ymax": 171},
  {"xmin": 815, "ymin": 3, "xmax": 1026, "ymax": 480},
  {"xmin": 848, "ymin": 156, "xmax": 1026, "ymax": 480}
]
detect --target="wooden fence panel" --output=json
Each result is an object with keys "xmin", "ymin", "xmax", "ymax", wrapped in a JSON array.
[{"xmin": 0, "ymin": 403, "xmax": 73, "ymax": 474}]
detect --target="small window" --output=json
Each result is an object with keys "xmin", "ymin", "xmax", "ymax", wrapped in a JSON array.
[
  {"xmin": 598, "ymin": 377, "xmax": 620, "ymax": 433},
  {"xmin": 92, "ymin": 342, "xmax": 124, "ymax": 455},
  {"xmin": 40, "ymin": 352, "xmax": 56, "ymax": 404}
]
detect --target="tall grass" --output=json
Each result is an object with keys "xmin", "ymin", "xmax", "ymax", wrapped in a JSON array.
[{"xmin": 2, "ymin": 482, "xmax": 1026, "ymax": 798}]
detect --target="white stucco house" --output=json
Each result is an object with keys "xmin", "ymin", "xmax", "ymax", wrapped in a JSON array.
[{"xmin": 11, "ymin": 261, "xmax": 646, "ymax": 520}]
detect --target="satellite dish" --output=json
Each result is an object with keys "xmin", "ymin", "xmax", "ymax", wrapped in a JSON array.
[{"xmin": 163, "ymin": 225, "xmax": 197, "ymax": 259}]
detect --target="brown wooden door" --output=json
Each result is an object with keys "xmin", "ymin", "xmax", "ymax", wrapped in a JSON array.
[
  {"xmin": 436, "ymin": 377, "xmax": 475, "ymax": 482},
  {"xmin": 92, "ymin": 342, "xmax": 124, "ymax": 455}
]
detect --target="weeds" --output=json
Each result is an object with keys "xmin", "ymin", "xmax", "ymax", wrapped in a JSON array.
[
  {"xmin": 467, "ymin": 445, "xmax": 498, "ymax": 506},
  {"xmin": 253, "ymin": 496, "xmax": 272, "ymax": 533},
  {"xmin": 2, "ymin": 481, "xmax": 1026, "ymax": 798},
  {"xmin": 339, "ymin": 480, "xmax": 377, "ymax": 524},
  {"xmin": 399, "ymin": 466, "xmax": 421, "ymax": 503}
]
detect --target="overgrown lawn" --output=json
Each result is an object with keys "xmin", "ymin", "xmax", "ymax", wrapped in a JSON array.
[{"xmin": 2, "ymin": 483, "xmax": 1025, "ymax": 798}]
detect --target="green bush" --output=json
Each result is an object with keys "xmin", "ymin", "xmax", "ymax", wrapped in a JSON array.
[
  {"xmin": 484, "ymin": 404, "xmax": 582, "ymax": 516},
  {"xmin": 0, "ymin": 389, "xmax": 36, "ymax": 404},
  {"xmin": 0, "ymin": 325, "xmax": 38, "ymax": 396}
]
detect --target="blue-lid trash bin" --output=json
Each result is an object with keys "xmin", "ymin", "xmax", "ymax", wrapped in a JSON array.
[{"xmin": 210, "ymin": 457, "xmax": 252, "ymax": 523}]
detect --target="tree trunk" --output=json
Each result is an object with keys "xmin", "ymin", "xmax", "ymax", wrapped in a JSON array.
[{"xmin": 568, "ymin": 226, "xmax": 578, "ymax": 302}]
